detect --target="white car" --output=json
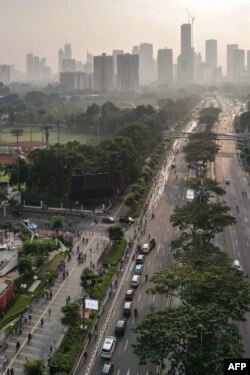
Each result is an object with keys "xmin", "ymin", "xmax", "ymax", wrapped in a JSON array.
[
  {"xmin": 101, "ymin": 336, "xmax": 116, "ymax": 358},
  {"xmin": 233, "ymin": 259, "xmax": 242, "ymax": 270}
]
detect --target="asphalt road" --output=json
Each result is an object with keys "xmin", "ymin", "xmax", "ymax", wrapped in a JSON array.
[{"xmin": 213, "ymin": 97, "xmax": 250, "ymax": 356}]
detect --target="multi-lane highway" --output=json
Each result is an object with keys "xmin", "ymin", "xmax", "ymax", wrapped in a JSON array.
[{"xmin": 75, "ymin": 97, "xmax": 250, "ymax": 375}]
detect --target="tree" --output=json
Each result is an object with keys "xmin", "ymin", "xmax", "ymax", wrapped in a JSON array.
[
  {"xmin": 51, "ymin": 215, "xmax": 64, "ymax": 235},
  {"xmin": 18, "ymin": 255, "xmax": 32, "ymax": 275},
  {"xmin": 185, "ymin": 178, "xmax": 226, "ymax": 201},
  {"xmin": 24, "ymin": 358, "xmax": 46, "ymax": 375},
  {"xmin": 170, "ymin": 201, "xmax": 236, "ymax": 244},
  {"xmin": 183, "ymin": 133, "xmax": 220, "ymax": 165},
  {"xmin": 107, "ymin": 225, "xmax": 124, "ymax": 242},
  {"xmin": 80, "ymin": 268, "xmax": 98, "ymax": 290},
  {"xmin": 61, "ymin": 302, "xmax": 81, "ymax": 325}
]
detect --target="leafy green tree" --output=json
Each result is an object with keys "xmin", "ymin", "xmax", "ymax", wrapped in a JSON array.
[
  {"xmin": 183, "ymin": 133, "xmax": 220, "ymax": 165},
  {"xmin": 18, "ymin": 255, "xmax": 32, "ymax": 274},
  {"xmin": 185, "ymin": 178, "xmax": 225, "ymax": 201},
  {"xmin": 61, "ymin": 302, "xmax": 81, "ymax": 325},
  {"xmin": 170, "ymin": 201, "xmax": 236, "ymax": 244},
  {"xmin": 107, "ymin": 225, "xmax": 124, "ymax": 242},
  {"xmin": 24, "ymin": 358, "xmax": 46, "ymax": 375},
  {"xmin": 51, "ymin": 215, "xmax": 64, "ymax": 235},
  {"xmin": 80, "ymin": 268, "xmax": 98, "ymax": 290}
]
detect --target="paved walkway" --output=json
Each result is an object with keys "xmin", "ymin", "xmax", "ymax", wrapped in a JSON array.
[{"xmin": 1, "ymin": 231, "xmax": 109, "ymax": 375}]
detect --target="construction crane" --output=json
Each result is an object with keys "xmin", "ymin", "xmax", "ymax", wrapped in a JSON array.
[{"xmin": 185, "ymin": 8, "xmax": 195, "ymax": 47}]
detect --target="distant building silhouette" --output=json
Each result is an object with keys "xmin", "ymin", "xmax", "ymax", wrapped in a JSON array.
[
  {"xmin": 139, "ymin": 43, "xmax": 154, "ymax": 85},
  {"xmin": 26, "ymin": 53, "xmax": 51, "ymax": 82},
  {"xmin": 232, "ymin": 48, "xmax": 245, "ymax": 80},
  {"xmin": 93, "ymin": 53, "xmax": 114, "ymax": 91},
  {"xmin": 227, "ymin": 44, "xmax": 238, "ymax": 79},
  {"xmin": 157, "ymin": 48, "xmax": 173, "ymax": 86},
  {"xmin": 117, "ymin": 53, "xmax": 139, "ymax": 92},
  {"xmin": 177, "ymin": 23, "xmax": 193, "ymax": 83},
  {"xmin": 61, "ymin": 59, "xmax": 76, "ymax": 72}
]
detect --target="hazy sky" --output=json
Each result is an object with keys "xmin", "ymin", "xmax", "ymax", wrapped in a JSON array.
[{"xmin": 1, "ymin": 0, "xmax": 250, "ymax": 73}]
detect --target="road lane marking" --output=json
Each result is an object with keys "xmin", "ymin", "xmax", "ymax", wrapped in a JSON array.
[
  {"xmin": 247, "ymin": 241, "xmax": 249, "ymax": 246},
  {"xmin": 124, "ymin": 339, "xmax": 128, "ymax": 351},
  {"xmin": 126, "ymin": 369, "xmax": 130, "ymax": 375},
  {"xmin": 148, "ymin": 260, "xmax": 150, "ymax": 267},
  {"xmin": 117, "ymin": 370, "xmax": 120, "ymax": 375},
  {"xmin": 157, "ymin": 226, "xmax": 160, "ymax": 232},
  {"xmin": 160, "ymin": 261, "xmax": 162, "ymax": 268},
  {"xmin": 245, "ymin": 217, "xmax": 248, "ymax": 223},
  {"xmin": 138, "ymin": 293, "xmax": 141, "ymax": 302},
  {"xmin": 157, "ymin": 245, "xmax": 160, "ymax": 252},
  {"xmin": 167, "ymin": 227, "xmax": 170, "ymax": 233},
  {"xmin": 152, "ymin": 294, "xmax": 156, "ymax": 303},
  {"xmin": 163, "ymin": 249, "xmax": 165, "ymax": 255},
  {"xmin": 235, "ymin": 240, "xmax": 238, "ymax": 246}
]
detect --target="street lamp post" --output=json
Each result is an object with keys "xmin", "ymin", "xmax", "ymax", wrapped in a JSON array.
[{"xmin": 11, "ymin": 128, "xmax": 24, "ymax": 191}]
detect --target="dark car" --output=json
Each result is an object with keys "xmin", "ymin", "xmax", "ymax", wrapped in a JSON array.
[
  {"xmin": 115, "ymin": 319, "xmax": 127, "ymax": 337},
  {"xmin": 125, "ymin": 289, "xmax": 135, "ymax": 301},
  {"xmin": 101, "ymin": 363, "xmax": 114, "ymax": 375},
  {"xmin": 123, "ymin": 301, "xmax": 132, "ymax": 317},
  {"xmin": 119, "ymin": 216, "xmax": 134, "ymax": 225},
  {"xmin": 102, "ymin": 217, "xmax": 115, "ymax": 224}
]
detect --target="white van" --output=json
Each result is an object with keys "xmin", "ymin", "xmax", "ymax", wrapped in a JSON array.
[
  {"xmin": 142, "ymin": 243, "xmax": 150, "ymax": 254},
  {"xmin": 101, "ymin": 336, "xmax": 117, "ymax": 358},
  {"xmin": 233, "ymin": 259, "xmax": 242, "ymax": 270},
  {"xmin": 131, "ymin": 274, "xmax": 140, "ymax": 288}
]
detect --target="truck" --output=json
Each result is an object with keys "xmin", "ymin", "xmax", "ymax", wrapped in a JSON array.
[{"xmin": 186, "ymin": 189, "xmax": 195, "ymax": 203}]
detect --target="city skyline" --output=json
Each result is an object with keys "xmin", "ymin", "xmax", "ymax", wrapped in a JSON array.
[{"xmin": 0, "ymin": 0, "xmax": 250, "ymax": 72}]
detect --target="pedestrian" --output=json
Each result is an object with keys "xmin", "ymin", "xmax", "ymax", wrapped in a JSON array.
[
  {"xmin": 6, "ymin": 369, "xmax": 10, "ymax": 375},
  {"xmin": 10, "ymin": 368, "xmax": 14, "ymax": 375},
  {"xmin": 48, "ymin": 308, "xmax": 51, "ymax": 317},
  {"xmin": 88, "ymin": 332, "xmax": 92, "ymax": 341},
  {"xmin": 50, "ymin": 345, "xmax": 53, "ymax": 353},
  {"xmin": 49, "ymin": 290, "xmax": 52, "ymax": 299},
  {"xmin": 84, "ymin": 351, "xmax": 88, "ymax": 360},
  {"xmin": 90, "ymin": 248, "xmax": 92, "ymax": 254},
  {"xmin": 84, "ymin": 253, "xmax": 87, "ymax": 260},
  {"xmin": 94, "ymin": 329, "xmax": 98, "ymax": 340},
  {"xmin": 29, "ymin": 314, "xmax": 32, "ymax": 323},
  {"xmin": 66, "ymin": 270, "xmax": 69, "ymax": 277},
  {"xmin": 41, "ymin": 318, "xmax": 44, "ymax": 327}
]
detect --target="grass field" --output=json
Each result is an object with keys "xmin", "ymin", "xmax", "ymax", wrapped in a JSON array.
[{"xmin": 0, "ymin": 126, "xmax": 105, "ymax": 146}]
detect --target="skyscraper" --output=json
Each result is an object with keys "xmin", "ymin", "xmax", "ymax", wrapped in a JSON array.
[
  {"xmin": 139, "ymin": 43, "xmax": 154, "ymax": 85},
  {"xmin": 232, "ymin": 49, "xmax": 245, "ymax": 80},
  {"xmin": 205, "ymin": 40, "xmax": 217, "ymax": 69},
  {"xmin": 64, "ymin": 43, "xmax": 72, "ymax": 59},
  {"xmin": 177, "ymin": 23, "xmax": 193, "ymax": 83},
  {"xmin": 93, "ymin": 53, "xmax": 114, "ymax": 91},
  {"xmin": 58, "ymin": 49, "xmax": 64, "ymax": 72},
  {"xmin": 117, "ymin": 53, "xmax": 139, "ymax": 92},
  {"xmin": 26, "ymin": 53, "xmax": 34, "ymax": 81},
  {"xmin": 227, "ymin": 44, "xmax": 238, "ymax": 79},
  {"xmin": 61, "ymin": 59, "xmax": 76, "ymax": 72},
  {"xmin": 132, "ymin": 46, "xmax": 139, "ymax": 55},
  {"xmin": 247, "ymin": 50, "xmax": 250, "ymax": 76},
  {"xmin": 157, "ymin": 48, "xmax": 173, "ymax": 86}
]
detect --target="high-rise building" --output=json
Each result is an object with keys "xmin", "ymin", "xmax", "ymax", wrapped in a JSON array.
[
  {"xmin": 84, "ymin": 52, "xmax": 94, "ymax": 74},
  {"xmin": 60, "ymin": 72, "xmax": 91, "ymax": 91},
  {"xmin": 205, "ymin": 40, "xmax": 217, "ymax": 69},
  {"xmin": 26, "ymin": 53, "xmax": 34, "ymax": 81},
  {"xmin": 139, "ymin": 43, "xmax": 154, "ymax": 85},
  {"xmin": 117, "ymin": 53, "xmax": 139, "ymax": 92},
  {"xmin": 64, "ymin": 43, "xmax": 72, "ymax": 59},
  {"xmin": 61, "ymin": 59, "xmax": 76, "ymax": 72},
  {"xmin": 247, "ymin": 50, "xmax": 250, "ymax": 75},
  {"xmin": 113, "ymin": 50, "xmax": 124, "ymax": 74},
  {"xmin": 177, "ymin": 23, "xmax": 193, "ymax": 83},
  {"xmin": 0, "ymin": 65, "xmax": 11, "ymax": 85},
  {"xmin": 132, "ymin": 46, "xmax": 139, "ymax": 55},
  {"xmin": 227, "ymin": 44, "xmax": 238, "ymax": 79},
  {"xmin": 58, "ymin": 49, "xmax": 64, "ymax": 72},
  {"xmin": 157, "ymin": 48, "xmax": 173, "ymax": 86},
  {"xmin": 232, "ymin": 49, "xmax": 245, "ymax": 80},
  {"xmin": 93, "ymin": 53, "xmax": 114, "ymax": 91}
]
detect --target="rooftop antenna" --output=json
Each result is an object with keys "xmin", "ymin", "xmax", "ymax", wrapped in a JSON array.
[{"xmin": 185, "ymin": 8, "xmax": 195, "ymax": 47}]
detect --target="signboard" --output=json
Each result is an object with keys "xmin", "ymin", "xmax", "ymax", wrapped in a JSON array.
[{"xmin": 85, "ymin": 298, "xmax": 99, "ymax": 311}]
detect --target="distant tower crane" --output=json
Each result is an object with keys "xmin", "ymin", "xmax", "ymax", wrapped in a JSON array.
[{"xmin": 185, "ymin": 8, "xmax": 195, "ymax": 47}]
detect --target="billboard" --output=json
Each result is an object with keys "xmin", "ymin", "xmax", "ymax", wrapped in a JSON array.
[{"xmin": 71, "ymin": 173, "xmax": 113, "ymax": 200}]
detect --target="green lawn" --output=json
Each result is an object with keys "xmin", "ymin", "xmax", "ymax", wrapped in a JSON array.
[{"xmin": 0, "ymin": 126, "xmax": 106, "ymax": 145}]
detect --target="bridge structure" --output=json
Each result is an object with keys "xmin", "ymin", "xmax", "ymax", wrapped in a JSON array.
[{"xmin": 163, "ymin": 130, "xmax": 250, "ymax": 141}]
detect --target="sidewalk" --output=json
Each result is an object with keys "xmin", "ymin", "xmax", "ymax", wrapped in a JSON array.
[{"xmin": 1, "ymin": 231, "xmax": 109, "ymax": 375}]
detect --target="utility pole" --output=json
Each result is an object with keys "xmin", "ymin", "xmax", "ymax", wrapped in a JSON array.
[
  {"xmin": 11, "ymin": 128, "xmax": 24, "ymax": 191},
  {"xmin": 43, "ymin": 125, "xmax": 52, "ymax": 149}
]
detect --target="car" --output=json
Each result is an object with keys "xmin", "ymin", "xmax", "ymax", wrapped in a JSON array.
[
  {"xmin": 134, "ymin": 264, "xmax": 143, "ymax": 275},
  {"xmin": 101, "ymin": 363, "xmax": 114, "ymax": 374},
  {"xmin": 115, "ymin": 319, "xmax": 127, "ymax": 337},
  {"xmin": 136, "ymin": 254, "xmax": 145, "ymax": 264},
  {"xmin": 233, "ymin": 259, "xmax": 242, "ymax": 270},
  {"xmin": 142, "ymin": 243, "xmax": 150, "ymax": 254},
  {"xmin": 149, "ymin": 238, "xmax": 156, "ymax": 250},
  {"xmin": 102, "ymin": 217, "xmax": 115, "ymax": 224},
  {"xmin": 101, "ymin": 336, "xmax": 117, "ymax": 358},
  {"xmin": 171, "ymin": 163, "xmax": 176, "ymax": 168},
  {"xmin": 225, "ymin": 179, "xmax": 230, "ymax": 185},
  {"xmin": 123, "ymin": 301, "xmax": 132, "ymax": 317},
  {"xmin": 131, "ymin": 274, "xmax": 140, "ymax": 288},
  {"xmin": 119, "ymin": 216, "xmax": 134, "ymax": 225},
  {"xmin": 125, "ymin": 289, "xmax": 135, "ymax": 301}
]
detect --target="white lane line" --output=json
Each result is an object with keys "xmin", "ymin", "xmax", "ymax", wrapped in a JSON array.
[
  {"xmin": 247, "ymin": 241, "xmax": 249, "ymax": 246},
  {"xmin": 138, "ymin": 293, "xmax": 141, "ymax": 302},
  {"xmin": 235, "ymin": 239, "xmax": 238, "ymax": 246},
  {"xmin": 167, "ymin": 227, "xmax": 170, "ymax": 233},
  {"xmin": 152, "ymin": 294, "xmax": 156, "ymax": 303},
  {"xmin": 124, "ymin": 339, "xmax": 128, "ymax": 351},
  {"xmin": 148, "ymin": 260, "xmax": 150, "ymax": 267},
  {"xmin": 245, "ymin": 217, "xmax": 248, "ymax": 223},
  {"xmin": 233, "ymin": 229, "xmax": 235, "ymax": 235},
  {"xmin": 157, "ymin": 245, "xmax": 160, "ymax": 253},
  {"xmin": 237, "ymin": 250, "xmax": 240, "ymax": 258},
  {"xmin": 117, "ymin": 370, "xmax": 120, "ymax": 375},
  {"xmin": 157, "ymin": 226, "xmax": 160, "ymax": 232},
  {"xmin": 126, "ymin": 369, "xmax": 130, "ymax": 375},
  {"xmin": 163, "ymin": 249, "xmax": 165, "ymax": 255},
  {"xmin": 160, "ymin": 261, "xmax": 162, "ymax": 269}
]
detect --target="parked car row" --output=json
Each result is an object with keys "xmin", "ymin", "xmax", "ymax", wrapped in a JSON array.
[
  {"xmin": 100, "ymin": 216, "xmax": 135, "ymax": 225},
  {"xmin": 100, "ymin": 239, "xmax": 156, "ymax": 374}
]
